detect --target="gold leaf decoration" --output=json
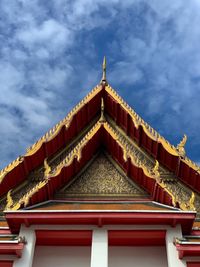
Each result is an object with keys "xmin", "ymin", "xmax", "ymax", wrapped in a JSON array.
[
  {"xmin": 44, "ymin": 158, "xmax": 51, "ymax": 177},
  {"xmin": 177, "ymin": 134, "xmax": 187, "ymax": 157}
]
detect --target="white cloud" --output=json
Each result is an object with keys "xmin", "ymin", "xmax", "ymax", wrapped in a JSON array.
[
  {"xmin": 1, "ymin": 0, "xmax": 200, "ymax": 168},
  {"xmin": 17, "ymin": 19, "xmax": 72, "ymax": 53}
]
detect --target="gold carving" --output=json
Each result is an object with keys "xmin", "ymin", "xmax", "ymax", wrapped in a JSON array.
[
  {"xmin": 44, "ymin": 158, "xmax": 51, "ymax": 177},
  {"xmin": 63, "ymin": 153, "xmax": 147, "ymax": 196},
  {"xmin": 5, "ymin": 190, "xmax": 20, "ymax": 211},
  {"xmin": 52, "ymin": 121, "xmax": 102, "ymax": 178},
  {"xmin": 177, "ymin": 134, "xmax": 187, "ymax": 157},
  {"xmin": 99, "ymin": 98, "xmax": 106, "ymax": 123},
  {"xmin": 5, "ymin": 190, "xmax": 13, "ymax": 210},
  {"xmin": 104, "ymin": 122, "xmax": 153, "ymax": 178},
  {"xmin": 5, "ymin": 178, "xmax": 49, "ymax": 211},
  {"xmin": 152, "ymin": 160, "xmax": 161, "ymax": 182},
  {"xmin": 189, "ymin": 192, "xmax": 196, "ymax": 211}
]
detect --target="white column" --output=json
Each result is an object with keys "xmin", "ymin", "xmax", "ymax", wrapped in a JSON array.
[
  {"xmin": 166, "ymin": 225, "xmax": 186, "ymax": 267},
  {"xmin": 90, "ymin": 229, "xmax": 108, "ymax": 267},
  {"xmin": 13, "ymin": 225, "xmax": 36, "ymax": 267}
]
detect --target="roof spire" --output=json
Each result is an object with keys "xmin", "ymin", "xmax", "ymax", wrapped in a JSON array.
[{"xmin": 101, "ymin": 56, "xmax": 107, "ymax": 85}]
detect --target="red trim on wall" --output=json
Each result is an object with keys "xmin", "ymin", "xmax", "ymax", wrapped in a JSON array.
[
  {"xmin": 34, "ymin": 229, "xmax": 166, "ymax": 246},
  {"xmin": 108, "ymin": 230, "xmax": 166, "ymax": 246},
  {"xmin": 176, "ymin": 244, "xmax": 200, "ymax": 259},
  {"xmin": 0, "ymin": 262, "xmax": 13, "ymax": 267},
  {"xmin": 187, "ymin": 263, "xmax": 200, "ymax": 267},
  {"xmin": 0, "ymin": 243, "xmax": 24, "ymax": 258},
  {"xmin": 36, "ymin": 230, "xmax": 92, "ymax": 246}
]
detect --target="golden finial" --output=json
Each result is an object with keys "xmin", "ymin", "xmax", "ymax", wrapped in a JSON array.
[
  {"xmin": 189, "ymin": 191, "xmax": 196, "ymax": 211},
  {"xmin": 101, "ymin": 56, "xmax": 107, "ymax": 84},
  {"xmin": 44, "ymin": 158, "xmax": 51, "ymax": 177},
  {"xmin": 177, "ymin": 134, "xmax": 187, "ymax": 157},
  {"xmin": 100, "ymin": 98, "xmax": 106, "ymax": 123}
]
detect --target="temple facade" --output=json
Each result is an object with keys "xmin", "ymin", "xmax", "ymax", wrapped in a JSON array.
[{"xmin": 0, "ymin": 58, "xmax": 200, "ymax": 267}]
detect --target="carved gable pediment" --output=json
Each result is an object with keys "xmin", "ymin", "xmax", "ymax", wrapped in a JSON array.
[{"xmin": 56, "ymin": 152, "xmax": 148, "ymax": 198}]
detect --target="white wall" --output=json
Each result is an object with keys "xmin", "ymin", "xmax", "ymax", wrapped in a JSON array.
[
  {"xmin": 32, "ymin": 246, "xmax": 91, "ymax": 267},
  {"xmin": 109, "ymin": 246, "xmax": 168, "ymax": 267},
  {"xmin": 33, "ymin": 245, "xmax": 168, "ymax": 267}
]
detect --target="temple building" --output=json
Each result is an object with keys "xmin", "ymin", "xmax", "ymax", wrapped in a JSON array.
[{"xmin": 0, "ymin": 58, "xmax": 200, "ymax": 267}]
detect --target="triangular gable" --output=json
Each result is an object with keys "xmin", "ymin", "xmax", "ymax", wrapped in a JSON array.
[{"xmin": 56, "ymin": 152, "xmax": 148, "ymax": 198}]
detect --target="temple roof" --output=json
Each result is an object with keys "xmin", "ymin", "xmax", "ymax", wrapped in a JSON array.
[{"xmin": 0, "ymin": 58, "xmax": 199, "ymax": 223}]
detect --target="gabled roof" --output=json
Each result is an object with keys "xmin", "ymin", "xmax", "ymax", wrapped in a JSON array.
[
  {"xmin": 0, "ymin": 58, "xmax": 199, "ymax": 217},
  {"xmin": 2, "ymin": 117, "xmax": 174, "ymax": 210}
]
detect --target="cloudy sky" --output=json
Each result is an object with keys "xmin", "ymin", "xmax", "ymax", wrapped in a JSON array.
[{"xmin": 0, "ymin": 0, "xmax": 200, "ymax": 169}]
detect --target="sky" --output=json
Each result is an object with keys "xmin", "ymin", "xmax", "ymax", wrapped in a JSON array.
[{"xmin": 1, "ymin": 0, "xmax": 200, "ymax": 169}]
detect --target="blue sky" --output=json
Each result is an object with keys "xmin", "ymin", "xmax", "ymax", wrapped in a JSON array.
[{"xmin": 1, "ymin": 0, "xmax": 200, "ymax": 169}]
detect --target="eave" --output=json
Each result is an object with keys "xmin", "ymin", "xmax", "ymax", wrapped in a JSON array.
[{"xmin": 5, "ymin": 209, "xmax": 195, "ymax": 235}]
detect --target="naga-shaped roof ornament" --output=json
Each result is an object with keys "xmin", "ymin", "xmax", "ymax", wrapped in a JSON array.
[
  {"xmin": 189, "ymin": 191, "xmax": 196, "ymax": 211},
  {"xmin": 152, "ymin": 160, "xmax": 161, "ymax": 182},
  {"xmin": 177, "ymin": 134, "xmax": 187, "ymax": 157},
  {"xmin": 44, "ymin": 158, "xmax": 51, "ymax": 177}
]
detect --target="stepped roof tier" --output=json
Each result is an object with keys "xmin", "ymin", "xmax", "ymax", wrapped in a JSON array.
[{"xmin": 0, "ymin": 58, "xmax": 200, "ymax": 264}]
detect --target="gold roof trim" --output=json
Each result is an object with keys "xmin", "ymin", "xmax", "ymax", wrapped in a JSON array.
[
  {"xmin": 105, "ymin": 84, "xmax": 200, "ymax": 171},
  {"xmin": 26, "ymin": 84, "xmax": 102, "ymax": 156},
  {"xmin": 48, "ymin": 121, "xmax": 102, "ymax": 178},
  {"xmin": 104, "ymin": 122, "xmax": 154, "ymax": 179},
  {"xmin": 5, "ymin": 118, "xmax": 191, "ymax": 211},
  {"xmin": 0, "ymin": 85, "xmax": 102, "ymax": 183},
  {"xmin": 5, "ymin": 122, "xmax": 102, "ymax": 210},
  {"xmin": 0, "ymin": 156, "xmax": 24, "ymax": 184},
  {"xmin": 104, "ymin": 122, "xmax": 181, "ymax": 207},
  {"xmin": 4, "ymin": 177, "xmax": 49, "ymax": 211}
]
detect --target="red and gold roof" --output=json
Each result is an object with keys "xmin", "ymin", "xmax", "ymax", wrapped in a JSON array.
[{"xmin": 0, "ymin": 58, "xmax": 200, "ymax": 258}]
